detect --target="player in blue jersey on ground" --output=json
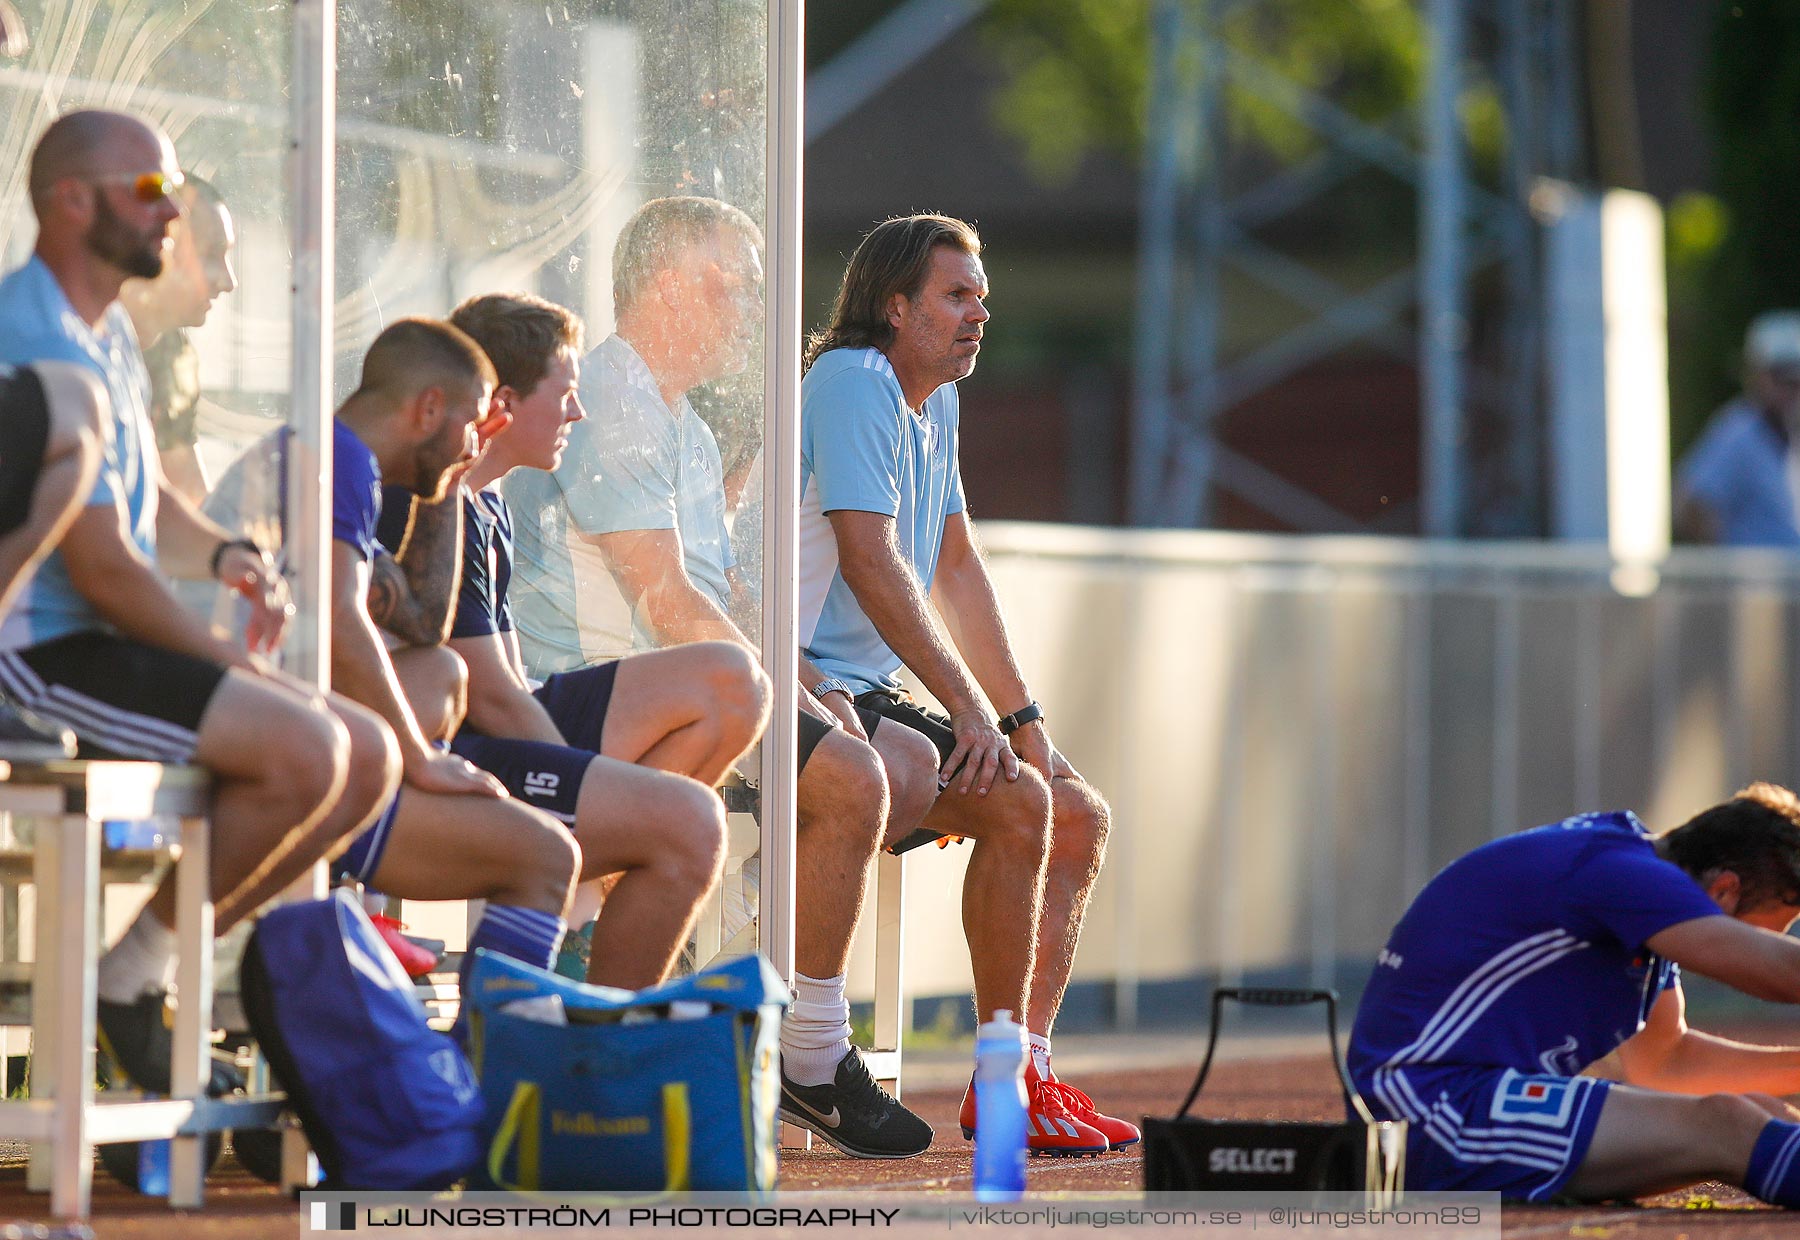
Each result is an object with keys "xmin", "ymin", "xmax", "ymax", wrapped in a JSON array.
[{"xmin": 1350, "ymin": 783, "xmax": 1800, "ymax": 1206}]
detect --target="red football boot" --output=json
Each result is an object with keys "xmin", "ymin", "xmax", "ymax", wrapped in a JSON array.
[
  {"xmin": 959, "ymin": 1067, "xmax": 1109, "ymax": 1157},
  {"xmin": 1038, "ymin": 1058, "xmax": 1141, "ymax": 1149},
  {"xmin": 370, "ymin": 913, "xmax": 442, "ymax": 979}
]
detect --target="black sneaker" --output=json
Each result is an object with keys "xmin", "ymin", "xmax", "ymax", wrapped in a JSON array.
[
  {"xmin": 97, "ymin": 990, "xmax": 242, "ymax": 1097},
  {"xmin": 0, "ymin": 698, "xmax": 73, "ymax": 762},
  {"xmin": 779, "ymin": 1048, "xmax": 933, "ymax": 1159}
]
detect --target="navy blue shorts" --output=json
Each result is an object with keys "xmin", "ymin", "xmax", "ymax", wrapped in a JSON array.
[
  {"xmin": 1366, "ymin": 1065, "xmax": 1611, "ymax": 1201},
  {"xmin": 335, "ymin": 791, "xmax": 403, "ymax": 883},
  {"xmin": 532, "ymin": 661, "xmax": 619, "ymax": 754},
  {"xmin": 448, "ymin": 732, "xmax": 590, "ymax": 822}
]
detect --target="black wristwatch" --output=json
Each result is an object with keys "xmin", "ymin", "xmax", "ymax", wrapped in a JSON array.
[
  {"xmin": 210, "ymin": 537, "xmax": 267, "ymax": 580},
  {"xmin": 996, "ymin": 701, "xmax": 1044, "ymax": 736}
]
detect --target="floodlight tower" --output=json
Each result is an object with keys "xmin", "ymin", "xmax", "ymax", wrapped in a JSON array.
[{"xmin": 1130, "ymin": 0, "xmax": 1585, "ymax": 537}]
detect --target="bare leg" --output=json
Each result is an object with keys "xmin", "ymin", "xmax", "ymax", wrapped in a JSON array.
[
  {"xmin": 568, "ymin": 755, "xmax": 726, "ymax": 989},
  {"xmin": 1564, "ymin": 1086, "xmax": 1778, "ymax": 1201},
  {"xmin": 390, "ymin": 644, "xmax": 468, "ymax": 743},
  {"xmin": 567, "ymin": 877, "xmax": 608, "ymax": 927},
  {"xmin": 872, "ymin": 721, "xmax": 938, "ymax": 847},
  {"xmin": 795, "ymin": 729, "xmax": 886, "ymax": 979},
  {"xmin": 144, "ymin": 672, "xmax": 352, "ymax": 930},
  {"xmin": 601, "ymin": 642, "xmax": 769, "ymax": 783},
  {"xmin": 363, "ymin": 787, "xmax": 577, "ymax": 914},
  {"xmin": 923, "ymin": 765, "xmax": 1052, "ymax": 1025},
  {"xmin": 213, "ymin": 693, "xmax": 401, "ymax": 930},
  {"xmin": 1025, "ymin": 776, "xmax": 1110, "ymax": 1036}
]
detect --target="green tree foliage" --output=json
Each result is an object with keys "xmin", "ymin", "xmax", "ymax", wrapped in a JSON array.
[
  {"xmin": 978, "ymin": 0, "xmax": 1425, "ymax": 184},
  {"xmin": 1672, "ymin": 0, "xmax": 1800, "ymax": 457}
]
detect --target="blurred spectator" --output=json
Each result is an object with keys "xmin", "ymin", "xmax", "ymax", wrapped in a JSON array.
[
  {"xmin": 118, "ymin": 175, "xmax": 237, "ymax": 502},
  {"xmin": 1675, "ymin": 311, "xmax": 1800, "ymax": 546}
]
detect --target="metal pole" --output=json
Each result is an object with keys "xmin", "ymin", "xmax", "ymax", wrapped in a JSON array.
[
  {"xmin": 1490, "ymin": 591, "xmax": 1521, "ymax": 838},
  {"xmin": 1401, "ymin": 586, "xmax": 1431, "ymax": 897},
  {"xmin": 1542, "ymin": 0, "xmax": 1581, "ymax": 180},
  {"xmin": 1493, "ymin": 0, "xmax": 1540, "ymax": 535},
  {"xmin": 1309, "ymin": 584, "xmax": 1337, "ymax": 990},
  {"xmin": 805, "ymin": 0, "xmax": 990, "ymax": 145},
  {"xmin": 1129, "ymin": 0, "xmax": 1182, "ymax": 526},
  {"xmin": 1169, "ymin": 0, "xmax": 1225, "ymax": 527},
  {"xmin": 282, "ymin": 0, "xmax": 334, "ymax": 1191},
  {"xmin": 1420, "ymin": 0, "xmax": 1466, "ymax": 538},
  {"xmin": 289, "ymin": 0, "xmax": 334, "ymax": 694},
  {"xmin": 758, "ymin": 0, "xmax": 803, "ymax": 982}
]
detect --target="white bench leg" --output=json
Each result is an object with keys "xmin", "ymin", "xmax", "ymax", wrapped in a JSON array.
[
  {"xmin": 46, "ymin": 811, "xmax": 98, "ymax": 1219},
  {"xmin": 868, "ymin": 850, "xmax": 907, "ymax": 1096},
  {"xmin": 27, "ymin": 822, "xmax": 56, "ymax": 1195},
  {"xmin": 169, "ymin": 812, "xmax": 213, "ymax": 1207}
]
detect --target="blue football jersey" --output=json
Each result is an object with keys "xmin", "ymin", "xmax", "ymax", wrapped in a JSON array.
[{"xmin": 1349, "ymin": 812, "xmax": 1722, "ymax": 1108}]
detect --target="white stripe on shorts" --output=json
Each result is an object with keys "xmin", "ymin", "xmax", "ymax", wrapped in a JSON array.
[{"xmin": 0, "ymin": 653, "xmax": 198, "ymax": 762}]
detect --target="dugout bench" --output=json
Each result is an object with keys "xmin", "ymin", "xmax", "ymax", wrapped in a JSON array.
[{"xmin": 0, "ymin": 759, "xmax": 285, "ymax": 1220}]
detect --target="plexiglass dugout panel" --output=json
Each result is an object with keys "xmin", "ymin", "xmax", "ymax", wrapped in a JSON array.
[
  {"xmin": 2, "ymin": 1, "xmax": 296, "ymax": 545},
  {"xmin": 3, "ymin": 1, "xmax": 781, "ymax": 972},
  {"xmin": 332, "ymin": 1, "xmax": 775, "ymax": 968}
]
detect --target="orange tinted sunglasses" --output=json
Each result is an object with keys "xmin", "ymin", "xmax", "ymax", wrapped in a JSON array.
[{"xmin": 89, "ymin": 171, "xmax": 184, "ymax": 203}]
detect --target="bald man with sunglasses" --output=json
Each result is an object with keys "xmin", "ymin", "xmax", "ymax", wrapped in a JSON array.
[{"xmin": 0, "ymin": 110, "xmax": 404, "ymax": 1097}]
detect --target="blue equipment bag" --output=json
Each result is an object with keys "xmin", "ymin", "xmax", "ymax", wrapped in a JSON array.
[
  {"xmin": 240, "ymin": 889, "xmax": 484, "ymax": 1189},
  {"xmin": 463, "ymin": 951, "xmax": 789, "ymax": 1193}
]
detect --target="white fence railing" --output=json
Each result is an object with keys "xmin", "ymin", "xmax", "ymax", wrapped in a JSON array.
[{"xmin": 845, "ymin": 522, "xmax": 1800, "ymax": 1027}]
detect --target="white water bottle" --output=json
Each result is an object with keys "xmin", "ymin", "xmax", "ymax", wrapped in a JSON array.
[{"xmin": 972, "ymin": 1008, "xmax": 1028, "ymax": 1201}]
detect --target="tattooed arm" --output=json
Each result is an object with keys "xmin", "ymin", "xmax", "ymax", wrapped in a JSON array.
[
  {"xmin": 331, "ymin": 538, "xmax": 503, "ymax": 796},
  {"xmin": 368, "ymin": 488, "xmax": 464, "ymax": 646}
]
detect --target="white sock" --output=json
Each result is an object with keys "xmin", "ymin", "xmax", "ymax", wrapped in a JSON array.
[
  {"xmin": 781, "ymin": 971, "xmax": 851, "ymax": 1087},
  {"xmin": 1028, "ymin": 1031, "xmax": 1053, "ymax": 1080},
  {"xmin": 97, "ymin": 911, "xmax": 177, "ymax": 1005}
]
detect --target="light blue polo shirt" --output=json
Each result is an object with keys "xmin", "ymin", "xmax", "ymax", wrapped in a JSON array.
[
  {"xmin": 0, "ymin": 256, "xmax": 159, "ymax": 649},
  {"xmin": 798, "ymin": 346, "xmax": 965, "ymax": 692},
  {"xmin": 1676, "ymin": 398, "xmax": 1800, "ymax": 547},
  {"xmin": 506, "ymin": 333, "xmax": 734, "ymax": 670}
]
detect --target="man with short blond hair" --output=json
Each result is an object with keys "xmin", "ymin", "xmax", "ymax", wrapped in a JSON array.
[
  {"xmin": 119, "ymin": 174, "xmax": 237, "ymax": 501},
  {"xmin": 506, "ymin": 198, "xmax": 937, "ymax": 1159}
]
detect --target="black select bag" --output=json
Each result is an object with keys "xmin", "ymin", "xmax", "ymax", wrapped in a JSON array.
[{"xmin": 1142, "ymin": 988, "xmax": 1406, "ymax": 1200}]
